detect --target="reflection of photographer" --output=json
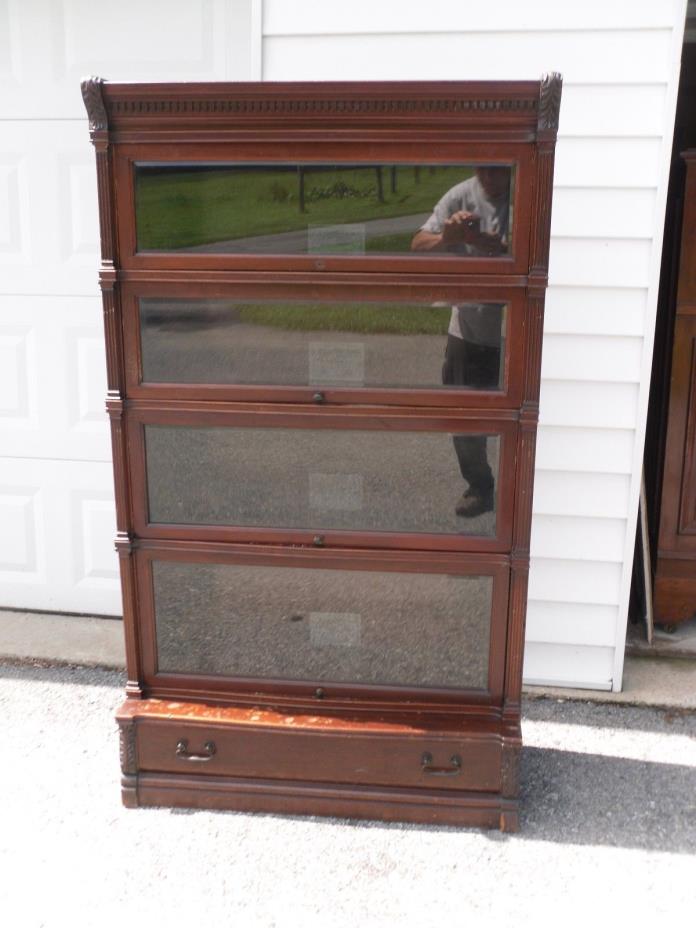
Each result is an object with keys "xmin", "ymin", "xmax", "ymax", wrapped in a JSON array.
[
  {"xmin": 411, "ymin": 167, "xmax": 510, "ymax": 518},
  {"xmin": 410, "ymin": 166, "xmax": 510, "ymax": 257}
]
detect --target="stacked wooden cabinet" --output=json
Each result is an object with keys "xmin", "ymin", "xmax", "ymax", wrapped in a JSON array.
[
  {"xmin": 654, "ymin": 151, "xmax": 696, "ymax": 625},
  {"xmin": 83, "ymin": 76, "xmax": 561, "ymax": 831}
]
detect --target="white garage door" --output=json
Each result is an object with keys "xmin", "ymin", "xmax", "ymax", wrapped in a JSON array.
[{"xmin": 0, "ymin": 0, "xmax": 259, "ymax": 615}]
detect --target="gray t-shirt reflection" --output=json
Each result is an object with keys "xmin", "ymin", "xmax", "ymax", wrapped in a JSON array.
[{"xmin": 420, "ymin": 174, "xmax": 508, "ymax": 348}]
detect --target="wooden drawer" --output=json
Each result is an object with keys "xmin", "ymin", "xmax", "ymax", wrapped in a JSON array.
[{"xmin": 134, "ymin": 718, "xmax": 503, "ymax": 793}]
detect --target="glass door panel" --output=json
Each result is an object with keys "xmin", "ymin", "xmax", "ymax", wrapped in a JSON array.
[
  {"xmin": 144, "ymin": 423, "xmax": 503, "ymax": 540},
  {"xmin": 139, "ymin": 296, "xmax": 507, "ymax": 393},
  {"xmin": 153, "ymin": 559, "xmax": 493, "ymax": 691},
  {"xmin": 134, "ymin": 162, "xmax": 516, "ymax": 259}
]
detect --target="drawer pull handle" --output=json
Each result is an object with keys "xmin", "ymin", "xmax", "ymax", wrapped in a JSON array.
[
  {"xmin": 176, "ymin": 739, "xmax": 216, "ymax": 762},
  {"xmin": 421, "ymin": 752, "xmax": 462, "ymax": 776}
]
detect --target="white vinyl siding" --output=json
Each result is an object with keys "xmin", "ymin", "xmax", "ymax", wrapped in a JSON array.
[
  {"xmin": 261, "ymin": 0, "xmax": 687, "ymax": 689},
  {"xmin": 262, "ymin": 1, "xmax": 678, "ymax": 33},
  {"xmin": 522, "ymin": 642, "xmax": 615, "ymax": 690}
]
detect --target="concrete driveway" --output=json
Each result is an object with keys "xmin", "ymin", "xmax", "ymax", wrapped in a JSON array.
[{"xmin": 1, "ymin": 659, "xmax": 695, "ymax": 926}]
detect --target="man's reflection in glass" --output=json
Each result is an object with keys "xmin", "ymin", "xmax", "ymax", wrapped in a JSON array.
[{"xmin": 411, "ymin": 167, "xmax": 509, "ymax": 518}]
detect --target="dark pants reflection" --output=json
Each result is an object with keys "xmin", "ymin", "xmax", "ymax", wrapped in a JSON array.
[{"xmin": 442, "ymin": 336, "xmax": 500, "ymax": 496}]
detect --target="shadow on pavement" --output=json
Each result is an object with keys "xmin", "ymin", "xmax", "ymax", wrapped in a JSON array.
[
  {"xmin": 524, "ymin": 695, "xmax": 696, "ymax": 735},
  {"xmin": 520, "ymin": 745, "xmax": 696, "ymax": 853}
]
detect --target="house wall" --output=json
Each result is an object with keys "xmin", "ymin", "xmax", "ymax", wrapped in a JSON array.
[
  {"xmin": 260, "ymin": 0, "xmax": 687, "ymax": 690},
  {"xmin": 0, "ymin": 0, "xmax": 686, "ymax": 689}
]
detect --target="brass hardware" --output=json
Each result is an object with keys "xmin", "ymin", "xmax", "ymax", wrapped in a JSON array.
[
  {"xmin": 421, "ymin": 752, "xmax": 462, "ymax": 776},
  {"xmin": 312, "ymin": 392, "xmax": 325, "ymax": 404},
  {"xmin": 315, "ymin": 688, "xmax": 325, "ymax": 699},
  {"xmin": 176, "ymin": 739, "xmax": 216, "ymax": 762},
  {"xmin": 312, "ymin": 535, "xmax": 325, "ymax": 547}
]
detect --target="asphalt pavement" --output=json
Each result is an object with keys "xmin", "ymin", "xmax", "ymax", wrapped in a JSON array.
[
  {"xmin": 183, "ymin": 212, "xmax": 431, "ymax": 253},
  {"xmin": 1, "ymin": 659, "xmax": 695, "ymax": 926}
]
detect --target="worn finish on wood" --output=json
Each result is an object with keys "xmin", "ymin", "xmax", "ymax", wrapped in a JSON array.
[
  {"xmin": 655, "ymin": 152, "xmax": 696, "ymax": 625},
  {"xmin": 85, "ymin": 77, "xmax": 560, "ymax": 830},
  {"xmin": 118, "ymin": 719, "xmax": 137, "ymax": 775}
]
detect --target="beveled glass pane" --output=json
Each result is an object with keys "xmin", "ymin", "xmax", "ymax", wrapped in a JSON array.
[
  {"xmin": 135, "ymin": 162, "xmax": 514, "ymax": 256},
  {"xmin": 140, "ymin": 298, "xmax": 506, "ymax": 391},
  {"xmin": 145, "ymin": 426, "xmax": 500, "ymax": 537},
  {"xmin": 154, "ymin": 560, "xmax": 492, "ymax": 689}
]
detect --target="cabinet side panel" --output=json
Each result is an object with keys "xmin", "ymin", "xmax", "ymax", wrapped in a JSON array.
[{"xmin": 85, "ymin": 78, "xmax": 141, "ymax": 690}]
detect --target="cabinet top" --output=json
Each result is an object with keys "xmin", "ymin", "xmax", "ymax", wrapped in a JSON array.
[{"xmin": 81, "ymin": 76, "xmax": 562, "ymax": 143}]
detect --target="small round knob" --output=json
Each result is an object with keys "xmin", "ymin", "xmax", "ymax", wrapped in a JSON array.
[
  {"xmin": 312, "ymin": 392, "xmax": 325, "ymax": 404},
  {"xmin": 313, "ymin": 535, "xmax": 325, "ymax": 547},
  {"xmin": 315, "ymin": 688, "xmax": 325, "ymax": 699}
]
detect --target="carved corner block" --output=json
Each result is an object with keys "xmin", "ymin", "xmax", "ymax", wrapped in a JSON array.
[
  {"xmin": 538, "ymin": 72, "xmax": 563, "ymax": 134},
  {"xmin": 118, "ymin": 720, "xmax": 137, "ymax": 775},
  {"xmin": 81, "ymin": 76, "xmax": 108, "ymax": 135}
]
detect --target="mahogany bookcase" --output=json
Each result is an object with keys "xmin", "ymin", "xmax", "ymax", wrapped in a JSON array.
[{"xmin": 83, "ymin": 76, "xmax": 561, "ymax": 831}]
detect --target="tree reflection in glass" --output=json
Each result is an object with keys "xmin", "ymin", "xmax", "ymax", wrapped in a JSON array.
[{"xmin": 134, "ymin": 162, "xmax": 513, "ymax": 256}]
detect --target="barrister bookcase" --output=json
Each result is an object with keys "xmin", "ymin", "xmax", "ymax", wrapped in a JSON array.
[{"xmin": 83, "ymin": 75, "xmax": 561, "ymax": 831}]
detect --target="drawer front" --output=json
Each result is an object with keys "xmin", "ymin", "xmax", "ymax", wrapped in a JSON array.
[{"xmin": 135, "ymin": 719, "xmax": 503, "ymax": 793}]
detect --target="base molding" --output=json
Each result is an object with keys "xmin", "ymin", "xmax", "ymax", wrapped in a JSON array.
[{"xmin": 131, "ymin": 770, "xmax": 519, "ymax": 831}]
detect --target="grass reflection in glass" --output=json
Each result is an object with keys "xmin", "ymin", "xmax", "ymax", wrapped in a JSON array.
[
  {"xmin": 135, "ymin": 164, "xmax": 473, "ymax": 252},
  {"xmin": 234, "ymin": 302, "xmax": 451, "ymax": 335}
]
